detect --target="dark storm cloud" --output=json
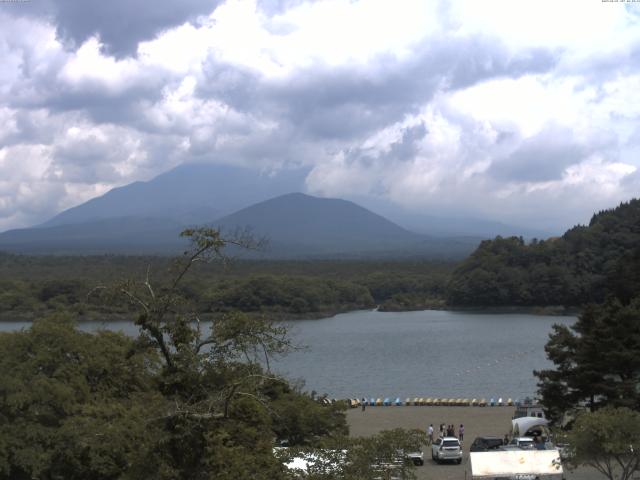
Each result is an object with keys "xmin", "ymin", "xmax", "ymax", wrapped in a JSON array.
[
  {"xmin": 4, "ymin": 46, "xmax": 171, "ymax": 129},
  {"xmin": 9, "ymin": 78, "xmax": 169, "ymax": 130},
  {"xmin": 197, "ymin": 35, "xmax": 559, "ymax": 145},
  {"xmin": 47, "ymin": 84, "xmax": 170, "ymax": 129},
  {"xmin": 17, "ymin": 0, "xmax": 221, "ymax": 57},
  {"xmin": 487, "ymin": 127, "xmax": 610, "ymax": 183}
]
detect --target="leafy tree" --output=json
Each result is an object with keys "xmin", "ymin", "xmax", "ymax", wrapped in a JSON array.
[
  {"xmin": 95, "ymin": 227, "xmax": 342, "ymax": 478},
  {"xmin": 344, "ymin": 428, "xmax": 427, "ymax": 480},
  {"xmin": 281, "ymin": 428, "xmax": 427, "ymax": 480},
  {"xmin": 535, "ymin": 296, "xmax": 640, "ymax": 423},
  {"xmin": 564, "ymin": 407, "xmax": 640, "ymax": 480},
  {"xmin": 0, "ymin": 228, "xmax": 348, "ymax": 479},
  {"xmin": 0, "ymin": 314, "xmax": 163, "ymax": 480},
  {"xmin": 261, "ymin": 379, "xmax": 348, "ymax": 446}
]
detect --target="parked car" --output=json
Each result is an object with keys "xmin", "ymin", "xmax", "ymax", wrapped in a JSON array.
[
  {"xmin": 431, "ymin": 437, "xmax": 462, "ymax": 464},
  {"xmin": 469, "ymin": 436, "xmax": 505, "ymax": 452},
  {"xmin": 502, "ymin": 437, "xmax": 535, "ymax": 450},
  {"xmin": 404, "ymin": 450, "xmax": 424, "ymax": 466},
  {"xmin": 489, "ymin": 476, "xmax": 538, "ymax": 480}
]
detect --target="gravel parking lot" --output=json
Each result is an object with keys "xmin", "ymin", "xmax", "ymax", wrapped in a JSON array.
[{"xmin": 346, "ymin": 405, "xmax": 601, "ymax": 480}]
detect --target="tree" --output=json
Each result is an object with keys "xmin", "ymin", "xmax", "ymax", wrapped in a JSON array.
[
  {"xmin": 446, "ymin": 199, "xmax": 640, "ymax": 308},
  {"xmin": 565, "ymin": 407, "xmax": 640, "ymax": 480},
  {"xmin": 0, "ymin": 228, "xmax": 348, "ymax": 479},
  {"xmin": 535, "ymin": 296, "xmax": 640, "ymax": 424},
  {"xmin": 95, "ymin": 227, "xmax": 347, "ymax": 479},
  {"xmin": 280, "ymin": 428, "xmax": 427, "ymax": 480},
  {"xmin": 344, "ymin": 428, "xmax": 427, "ymax": 480},
  {"xmin": 0, "ymin": 313, "xmax": 163, "ymax": 480}
]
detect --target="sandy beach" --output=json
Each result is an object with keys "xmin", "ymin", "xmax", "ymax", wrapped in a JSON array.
[{"xmin": 346, "ymin": 406, "xmax": 600, "ymax": 480}]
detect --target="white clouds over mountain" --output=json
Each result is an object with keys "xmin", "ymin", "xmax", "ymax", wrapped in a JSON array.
[{"xmin": 0, "ymin": 0, "xmax": 639, "ymax": 231}]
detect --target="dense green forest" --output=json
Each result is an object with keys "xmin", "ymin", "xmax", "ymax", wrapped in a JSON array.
[
  {"xmin": 0, "ymin": 254, "xmax": 452, "ymax": 320},
  {"xmin": 447, "ymin": 199, "xmax": 640, "ymax": 308}
]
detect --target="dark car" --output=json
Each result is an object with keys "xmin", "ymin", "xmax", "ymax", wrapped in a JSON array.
[{"xmin": 469, "ymin": 436, "xmax": 505, "ymax": 452}]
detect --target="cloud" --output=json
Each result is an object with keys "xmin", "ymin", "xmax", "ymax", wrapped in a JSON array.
[
  {"xmin": 487, "ymin": 126, "xmax": 605, "ymax": 183},
  {"xmin": 48, "ymin": 123, "xmax": 150, "ymax": 183},
  {"xmin": 305, "ymin": 91, "xmax": 637, "ymax": 231},
  {"xmin": 0, "ymin": 0, "xmax": 639, "ymax": 232},
  {"xmin": 18, "ymin": 0, "xmax": 222, "ymax": 58}
]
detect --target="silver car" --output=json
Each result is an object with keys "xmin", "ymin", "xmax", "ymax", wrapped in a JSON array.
[
  {"xmin": 431, "ymin": 437, "xmax": 462, "ymax": 464},
  {"xmin": 502, "ymin": 437, "xmax": 535, "ymax": 450}
]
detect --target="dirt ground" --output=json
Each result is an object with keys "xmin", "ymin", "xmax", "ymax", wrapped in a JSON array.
[{"xmin": 346, "ymin": 405, "xmax": 602, "ymax": 480}]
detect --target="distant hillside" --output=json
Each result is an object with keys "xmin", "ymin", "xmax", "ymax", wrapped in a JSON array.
[
  {"xmin": 0, "ymin": 217, "xmax": 185, "ymax": 254},
  {"xmin": 41, "ymin": 163, "xmax": 307, "ymax": 227},
  {"xmin": 216, "ymin": 193, "xmax": 418, "ymax": 254},
  {"xmin": 446, "ymin": 198, "xmax": 640, "ymax": 307},
  {"xmin": 212, "ymin": 193, "xmax": 480, "ymax": 259},
  {"xmin": 0, "ymin": 192, "xmax": 480, "ymax": 258},
  {"xmin": 27, "ymin": 162, "xmax": 541, "ymax": 239}
]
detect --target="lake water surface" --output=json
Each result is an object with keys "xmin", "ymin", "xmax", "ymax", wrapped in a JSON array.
[
  {"xmin": 0, "ymin": 309, "xmax": 575, "ymax": 401},
  {"xmin": 277, "ymin": 310, "xmax": 575, "ymax": 401}
]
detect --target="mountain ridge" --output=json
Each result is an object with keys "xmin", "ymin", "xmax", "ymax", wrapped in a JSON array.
[
  {"xmin": 31, "ymin": 163, "xmax": 546, "ymax": 239},
  {"xmin": 0, "ymin": 192, "xmax": 482, "ymax": 258},
  {"xmin": 41, "ymin": 163, "xmax": 308, "ymax": 228}
]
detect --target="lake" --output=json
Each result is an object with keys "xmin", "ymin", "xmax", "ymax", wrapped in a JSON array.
[
  {"xmin": 0, "ymin": 309, "xmax": 575, "ymax": 400},
  {"xmin": 277, "ymin": 309, "xmax": 575, "ymax": 401}
]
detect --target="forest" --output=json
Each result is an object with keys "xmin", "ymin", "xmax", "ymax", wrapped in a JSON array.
[
  {"xmin": 0, "ymin": 254, "xmax": 452, "ymax": 321},
  {"xmin": 446, "ymin": 199, "xmax": 640, "ymax": 308}
]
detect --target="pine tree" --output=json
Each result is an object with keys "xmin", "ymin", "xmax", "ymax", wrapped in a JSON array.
[{"xmin": 535, "ymin": 296, "xmax": 640, "ymax": 423}]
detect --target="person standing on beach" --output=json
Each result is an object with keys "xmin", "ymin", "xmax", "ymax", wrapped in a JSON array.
[
  {"xmin": 439, "ymin": 423, "xmax": 444, "ymax": 437},
  {"xmin": 427, "ymin": 424, "xmax": 434, "ymax": 445},
  {"xmin": 459, "ymin": 424, "xmax": 464, "ymax": 441},
  {"xmin": 361, "ymin": 398, "xmax": 366, "ymax": 412}
]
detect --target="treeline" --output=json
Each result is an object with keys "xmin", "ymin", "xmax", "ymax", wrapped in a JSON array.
[
  {"xmin": 0, "ymin": 256, "xmax": 454, "ymax": 320},
  {"xmin": 447, "ymin": 199, "xmax": 640, "ymax": 307}
]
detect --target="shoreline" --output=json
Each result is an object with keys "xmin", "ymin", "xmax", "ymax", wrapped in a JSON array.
[{"xmin": 0, "ymin": 304, "xmax": 579, "ymax": 323}]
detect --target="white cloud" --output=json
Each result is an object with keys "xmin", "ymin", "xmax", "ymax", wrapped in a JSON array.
[
  {"xmin": 60, "ymin": 37, "xmax": 146, "ymax": 92},
  {"xmin": 450, "ymin": 0, "xmax": 639, "ymax": 54},
  {"xmin": 0, "ymin": 0, "xmax": 639, "ymax": 232}
]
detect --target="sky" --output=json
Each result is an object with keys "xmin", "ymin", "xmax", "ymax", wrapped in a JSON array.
[{"xmin": 0, "ymin": 0, "xmax": 639, "ymax": 232}]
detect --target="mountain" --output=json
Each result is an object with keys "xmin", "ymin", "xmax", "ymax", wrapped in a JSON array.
[
  {"xmin": 0, "ymin": 192, "xmax": 481, "ymax": 258},
  {"xmin": 0, "ymin": 217, "xmax": 185, "ymax": 254},
  {"xmin": 399, "ymin": 215, "xmax": 555, "ymax": 239},
  {"xmin": 212, "ymin": 193, "xmax": 481, "ymax": 258},
  {"xmin": 36, "ymin": 162, "xmax": 544, "ymax": 238},
  {"xmin": 41, "ymin": 163, "xmax": 308, "ymax": 227},
  {"xmin": 215, "ymin": 192, "xmax": 414, "ymax": 257},
  {"xmin": 347, "ymin": 195, "xmax": 556, "ymax": 239},
  {"xmin": 0, "ymin": 161, "xmax": 544, "ymax": 257}
]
